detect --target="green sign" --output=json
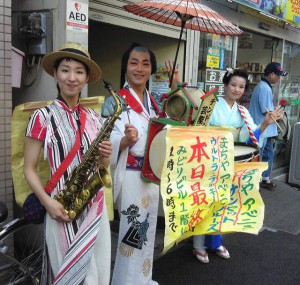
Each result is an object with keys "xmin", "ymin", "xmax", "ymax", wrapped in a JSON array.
[{"xmin": 291, "ymin": 99, "xmax": 300, "ymax": 105}]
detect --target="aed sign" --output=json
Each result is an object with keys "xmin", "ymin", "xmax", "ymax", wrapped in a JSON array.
[{"xmin": 66, "ymin": 1, "xmax": 88, "ymax": 33}]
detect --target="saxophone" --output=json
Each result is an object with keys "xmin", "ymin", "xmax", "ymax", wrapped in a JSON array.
[{"xmin": 54, "ymin": 80, "xmax": 123, "ymax": 220}]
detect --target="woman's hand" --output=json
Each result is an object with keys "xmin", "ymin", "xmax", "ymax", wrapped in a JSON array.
[
  {"xmin": 99, "ymin": 141, "xmax": 112, "ymax": 158},
  {"xmin": 261, "ymin": 106, "xmax": 284, "ymax": 133},
  {"xmin": 120, "ymin": 123, "xmax": 139, "ymax": 150},
  {"xmin": 98, "ymin": 140, "xmax": 112, "ymax": 167},
  {"xmin": 43, "ymin": 196, "xmax": 72, "ymax": 223}
]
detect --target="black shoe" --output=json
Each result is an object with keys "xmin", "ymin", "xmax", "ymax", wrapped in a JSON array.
[{"xmin": 259, "ymin": 180, "xmax": 276, "ymax": 190}]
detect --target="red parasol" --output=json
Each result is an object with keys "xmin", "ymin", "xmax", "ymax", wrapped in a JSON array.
[{"xmin": 124, "ymin": 0, "xmax": 244, "ymax": 86}]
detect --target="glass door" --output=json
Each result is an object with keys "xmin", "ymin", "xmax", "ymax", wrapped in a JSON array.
[{"xmin": 197, "ymin": 32, "xmax": 235, "ymax": 96}]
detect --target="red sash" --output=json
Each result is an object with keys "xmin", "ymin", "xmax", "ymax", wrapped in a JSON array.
[
  {"xmin": 118, "ymin": 87, "xmax": 160, "ymax": 114},
  {"xmin": 44, "ymin": 110, "xmax": 86, "ymax": 194}
]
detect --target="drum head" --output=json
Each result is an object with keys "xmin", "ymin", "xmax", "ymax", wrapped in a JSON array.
[
  {"xmin": 149, "ymin": 129, "xmax": 167, "ymax": 179},
  {"xmin": 234, "ymin": 142, "xmax": 259, "ymax": 162}
]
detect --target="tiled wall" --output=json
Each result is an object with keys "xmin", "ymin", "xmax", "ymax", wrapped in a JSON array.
[{"xmin": 0, "ymin": 0, "xmax": 13, "ymax": 222}]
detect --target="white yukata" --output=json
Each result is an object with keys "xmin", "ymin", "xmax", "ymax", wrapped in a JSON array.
[
  {"xmin": 209, "ymin": 97, "xmax": 266, "ymax": 145},
  {"xmin": 194, "ymin": 96, "xmax": 265, "ymax": 252},
  {"xmin": 102, "ymin": 82, "xmax": 159, "ymax": 285}
]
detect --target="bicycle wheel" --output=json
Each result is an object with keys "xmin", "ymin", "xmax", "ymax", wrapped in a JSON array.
[{"xmin": 0, "ymin": 218, "xmax": 44, "ymax": 285}]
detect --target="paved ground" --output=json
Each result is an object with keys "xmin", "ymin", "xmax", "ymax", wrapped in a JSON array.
[{"xmin": 110, "ymin": 172, "xmax": 300, "ymax": 284}]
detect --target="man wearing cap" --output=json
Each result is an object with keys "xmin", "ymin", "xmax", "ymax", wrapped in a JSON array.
[{"xmin": 249, "ymin": 62, "xmax": 287, "ymax": 190}]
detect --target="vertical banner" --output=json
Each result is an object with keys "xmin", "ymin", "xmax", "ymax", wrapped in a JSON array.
[
  {"xmin": 160, "ymin": 126, "xmax": 267, "ymax": 253},
  {"xmin": 205, "ymin": 69, "xmax": 226, "ymax": 97}
]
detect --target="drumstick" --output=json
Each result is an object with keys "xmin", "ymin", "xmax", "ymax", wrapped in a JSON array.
[
  {"xmin": 121, "ymin": 95, "xmax": 131, "ymax": 124},
  {"xmin": 265, "ymin": 107, "xmax": 283, "ymax": 133}
]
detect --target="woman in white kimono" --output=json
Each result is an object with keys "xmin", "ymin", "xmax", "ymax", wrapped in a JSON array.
[
  {"xmin": 192, "ymin": 68, "xmax": 283, "ymax": 264},
  {"xmin": 102, "ymin": 43, "xmax": 178, "ymax": 285}
]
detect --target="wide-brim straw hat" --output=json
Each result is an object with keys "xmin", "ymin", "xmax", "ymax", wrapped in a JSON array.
[{"xmin": 42, "ymin": 42, "xmax": 102, "ymax": 83}]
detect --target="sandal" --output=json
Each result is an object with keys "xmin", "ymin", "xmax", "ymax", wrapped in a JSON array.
[
  {"xmin": 214, "ymin": 246, "xmax": 230, "ymax": 259},
  {"xmin": 193, "ymin": 248, "xmax": 209, "ymax": 263}
]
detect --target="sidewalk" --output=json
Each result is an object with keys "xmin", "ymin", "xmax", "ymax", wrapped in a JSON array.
[
  {"xmin": 110, "ymin": 170, "xmax": 300, "ymax": 284},
  {"xmin": 152, "ymin": 173, "xmax": 300, "ymax": 284}
]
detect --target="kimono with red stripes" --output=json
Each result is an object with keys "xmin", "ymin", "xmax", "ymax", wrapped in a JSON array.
[{"xmin": 25, "ymin": 99, "xmax": 111, "ymax": 285}]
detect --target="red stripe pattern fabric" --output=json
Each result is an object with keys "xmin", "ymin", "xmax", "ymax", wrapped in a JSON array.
[
  {"xmin": 237, "ymin": 104, "xmax": 259, "ymax": 145},
  {"xmin": 53, "ymin": 192, "xmax": 104, "ymax": 285},
  {"xmin": 26, "ymin": 99, "xmax": 105, "ymax": 284}
]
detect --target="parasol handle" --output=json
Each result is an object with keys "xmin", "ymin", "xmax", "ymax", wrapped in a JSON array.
[{"xmin": 169, "ymin": 19, "xmax": 186, "ymax": 88}]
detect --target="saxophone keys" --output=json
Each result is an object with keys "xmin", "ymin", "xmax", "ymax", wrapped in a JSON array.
[
  {"xmin": 70, "ymin": 185, "xmax": 77, "ymax": 191},
  {"xmin": 80, "ymin": 189, "xmax": 90, "ymax": 201},
  {"xmin": 56, "ymin": 191, "xmax": 64, "ymax": 199},
  {"xmin": 68, "ymin": 210, "xmax": 76, "ymax": 220}
]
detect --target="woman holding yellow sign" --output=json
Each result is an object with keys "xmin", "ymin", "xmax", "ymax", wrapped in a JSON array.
[{"xmin": 193, "ymin": 68, "xmax": 283, "ymax": 264}]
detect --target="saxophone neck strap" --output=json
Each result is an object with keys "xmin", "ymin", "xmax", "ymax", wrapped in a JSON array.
[
  {"xmin": 44, "ymin": 111, "xmax": 87, "ymax": 194},
  {"xmin": 118, "ymin": 87, "xmax": 160, "ymax": 114}
]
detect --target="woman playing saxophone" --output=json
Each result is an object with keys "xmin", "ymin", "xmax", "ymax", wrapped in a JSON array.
[{"xmin": 24, "ymin": 42, "xmax": 112, "ymax": 285}]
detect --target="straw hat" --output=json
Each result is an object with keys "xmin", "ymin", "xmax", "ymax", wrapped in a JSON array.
[{"xmin": 41, "ymin": 42, "xmax": 102, "ymax": 83}]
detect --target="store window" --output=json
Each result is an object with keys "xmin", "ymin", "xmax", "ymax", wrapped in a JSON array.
[
  {"xmin": 281, "ymin": 41, "xmax": 300, "ymax": 127},
  {"xmin": 197, "ymin": 32, "xmax": 234, "ymax": 96},
  {"xmin": 236, "ymin": 30, "xmax": 274, "ymax": 108},
  {"xmin": 270, "ymin": 40, "xmax": 300, "ymax": 168}
]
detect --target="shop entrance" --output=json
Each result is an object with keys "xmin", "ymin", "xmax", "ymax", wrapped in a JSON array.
[
  {"xmin": 236, "ymin": 30, "xmax": 292, "ymax": 169},
  {"xmin": 236, "ymin": 30, "xmax": 273, "ymax": 108},
  {"xmin": 88, "ymin": 21, "xmax": 184, "ymax": 99}
]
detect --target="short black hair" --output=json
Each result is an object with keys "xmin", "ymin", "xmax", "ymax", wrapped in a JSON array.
[
  {"xmin": 53, "ymin": 57, "xmax": 90, "ymax": 75},
  {"xmin": 223, "ymin": 69, "xmax": 249, "ymax": 90},
  {"xmin": 121, "ymin": 42, "xmax": 157, "ymax": 75}
]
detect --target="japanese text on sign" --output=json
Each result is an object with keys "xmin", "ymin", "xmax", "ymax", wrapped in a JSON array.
[{"xmin": 160, "ymin": 126, "xmax": 267, "ymax": 253}]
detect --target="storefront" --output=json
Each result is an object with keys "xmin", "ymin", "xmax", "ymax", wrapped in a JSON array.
[
  {"xmin": 7, "ymin": 0, "xmax": 300, "ymax": 212},
  {"xmin": 195, "ymin": 0, "xmax": 300, "ymax": 169}
]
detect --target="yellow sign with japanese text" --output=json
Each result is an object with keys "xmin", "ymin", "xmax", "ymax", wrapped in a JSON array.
[
  {"xmin": 161, "ymin": 126, "xmax": 267, "ymax": 253},
  {"xmin": 286, "ymin": 0, "xmax": 300, "ymax": 26},
  {"xmin": 206, "ymin": 55, "xmax": 220, "ymax": 68}
]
